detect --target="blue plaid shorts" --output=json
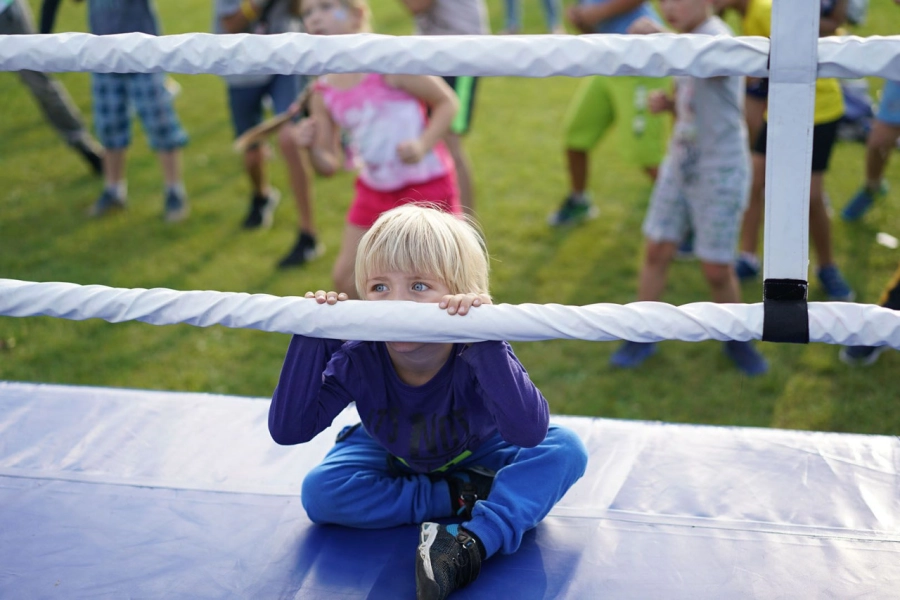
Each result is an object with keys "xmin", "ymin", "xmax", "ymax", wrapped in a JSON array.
[{"xmin": 91, "ymin": 72, "xmax": 188, "ymax": 151}]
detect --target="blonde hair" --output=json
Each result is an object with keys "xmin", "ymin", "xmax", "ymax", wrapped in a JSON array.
[
  {"xmin": 296, "ymin": 0, "xmax": 372, "ymax": 33},
  {"xmin": 355, "ymin": 205, "xmax": 490, "ymax": 299}
]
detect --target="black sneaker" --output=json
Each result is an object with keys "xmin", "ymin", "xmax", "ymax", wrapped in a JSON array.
[
  {"xmin": 447, "ymin": 466, "xmax": 494, "ymax": 520},
  {"xmin": 243, "ymin": 188, "xmax": 280, "ymax": 229},
  {"xmin": 277, "ymin": 231, "xmax": 324, "ymax": 268},
  {"xmin": 87, "ymin": 189, "xmax": 126, "ymax": 217},
  {"xmin": 416, "ymin": 523, "xmax": 482, "ymax": 600},
  {"xmin": 547, "ymin": 193, "xmax": 598, "ymax": 226}
]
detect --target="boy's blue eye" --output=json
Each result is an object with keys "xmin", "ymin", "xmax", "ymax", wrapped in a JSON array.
[
  {"xmin": 412, "ymin": 282, "xmax": 428, "ymax": 292},
  {"xmin": 372, "ymin": 283, "xmax": 387, "ymax": 293}
]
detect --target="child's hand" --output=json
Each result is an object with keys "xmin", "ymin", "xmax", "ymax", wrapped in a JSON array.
[
  {"xmin": 565, "ymin": 6, "xmax": 593, "ymax": 34},
  {"xmin": 628, "ymin": 17, "xmax": 664, "ymax": 35},
  {"xmin": 291, "ymin": 118, "xmax": 317, "ymax": 148},
  {"xmin": 648, "ymin": 90, "xmax": 672, "ymax": 114},
  {"xmin": 396, "ymin": 139, "xmax": 426, "ymax": 164},
  {"xmin": 305, "ymin": 290, "xmax": 348, "ymax": 305},
  {"xmin": 439, "ymin": 293, "xmax": 492, "ymax": 316}
]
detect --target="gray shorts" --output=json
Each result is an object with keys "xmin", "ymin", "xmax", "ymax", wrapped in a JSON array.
[{"xmin": 642, "ymin": 157, "xmax": 749, "ymax": 265}]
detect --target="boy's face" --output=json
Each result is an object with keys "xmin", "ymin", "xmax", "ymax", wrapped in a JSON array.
[
  {"xmin": 659, "ymin": 0, "xmax": 712, "ymax": 33},
  {"xmin": 364, "ymin": 270, "xmax": 452, "ymax": 355},
  {"xmin": 363, "ymin": 271, "xmax": 451, "ymax": 304}
]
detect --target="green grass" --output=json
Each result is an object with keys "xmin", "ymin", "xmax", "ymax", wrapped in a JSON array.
[{"xmin": 1, "ymin": 0, "xmax": 898, "ymax": 434}]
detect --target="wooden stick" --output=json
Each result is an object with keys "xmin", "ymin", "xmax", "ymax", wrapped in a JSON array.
[{"xmin": 232, "ymin": 84, "xmax": 313, "ymax": 153}]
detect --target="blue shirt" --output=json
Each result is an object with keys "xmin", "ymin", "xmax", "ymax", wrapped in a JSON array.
[
  {"xmin": 88, "ymin": 0, "xmax": 159, "ymax": 36},
  {"xmin": 579, "ymin": 0, "xmax": 660, "ymax": 34},
  {"xmin": 269, "ymin": 336, "xmax": 550, "ymax": 473}
]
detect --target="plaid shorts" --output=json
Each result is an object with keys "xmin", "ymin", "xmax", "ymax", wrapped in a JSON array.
[
  {"xmin": 91, "ymin": 72, "xmax": 188, "ymax": 151},
  {"xmin": 643, "ymin": 156, "xmax": 750, "ymax": 265}
]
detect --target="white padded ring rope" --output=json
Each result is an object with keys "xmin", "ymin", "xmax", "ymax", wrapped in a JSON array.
[
  {"xmin": 1, "ymin": 279, "xmax": 898, "ymax": 348},
  {"xmin": 0, "ymin": 32, "xmax": 769, "ymax": 77},
  {"xmin": 1, "ymin": 33, "xmax": 898, "ymax": 79}
]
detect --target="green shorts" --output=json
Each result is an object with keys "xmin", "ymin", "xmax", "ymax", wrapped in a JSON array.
[
  {"xmin": 442, "ymin": 75, "xmax": 478, "ymax": 136},
  {"xmin": 563, "ymin": 76, "xmax": 669, "ymax": 168}
]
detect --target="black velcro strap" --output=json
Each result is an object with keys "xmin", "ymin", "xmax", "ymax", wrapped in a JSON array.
[{"xmin": 762, "ymin": 279, "xmax": 809, "ymax": 344}]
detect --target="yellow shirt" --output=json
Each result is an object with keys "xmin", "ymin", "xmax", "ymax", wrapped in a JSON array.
[{"xmin": 742, "ymin": 0, "xmax": 844, "ymax": 124}]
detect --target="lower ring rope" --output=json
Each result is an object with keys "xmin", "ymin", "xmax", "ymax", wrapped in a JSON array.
[{"xmin": 1, "ymin": 279, "xmax": 898, "ymax": 347}]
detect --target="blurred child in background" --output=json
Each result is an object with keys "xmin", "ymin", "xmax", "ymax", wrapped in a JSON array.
[{"xmin": 292, "ymin": 0, "xmax": 461, "ymax": 297}]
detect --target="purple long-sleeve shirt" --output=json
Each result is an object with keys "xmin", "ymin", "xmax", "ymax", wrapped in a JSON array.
[{"xmin": 269, "ymin": 335, "xmax": 550, "ymax": 473}]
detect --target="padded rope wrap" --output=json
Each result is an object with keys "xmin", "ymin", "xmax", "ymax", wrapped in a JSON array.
[{"xmin": 762, "ymin": 279, "xmax": 809, "ymax": 344}]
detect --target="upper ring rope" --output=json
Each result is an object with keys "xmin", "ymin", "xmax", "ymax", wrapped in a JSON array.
[
  {"xmin": 1, "ymin": 279, "xmax": 898, "ymax": 348},
  {"xmin": 1, "ymin": 32, "xmax": 898, "ymax": 79}
]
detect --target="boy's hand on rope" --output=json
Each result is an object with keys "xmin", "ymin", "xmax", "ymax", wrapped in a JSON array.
[
  {"xmin": 439, "ymin": 293, "xmax": 492, "ymax": 316},
  {"xmin": 306, "ymin": 290, "xmax": 348, "ymax": 305}
]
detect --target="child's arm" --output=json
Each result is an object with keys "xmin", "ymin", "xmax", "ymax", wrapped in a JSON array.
[
  {"xmin": 648, "ymin": 89, "xmax": 675, "ymax": 115},
  {"xmin": 386, "ymin": 75, "xmax": 459, "ymax": 164},
  {"xmin": 397, "ymin": 0, "xmax": 433, "ymax": 15},
  {"xmin": 461, "ymin": 341, "xmax": 551, "ymax": 448},
  {"xmin": 567, "ymin": 0, "xmax": 648, "ymax": 34},
  {"xmin": 627, "ymin": 15, "xmax": 665, "ymax": 35},
  {"xmin": 292, "ymin": 91, "xmax": 341, "ymax": 176},
  {"xmin": 820, "ymin": 0, "xmax": 847, "ymax": 36},
  {"xmin": 268, "ymin": 332, "xmax": 356, "ymax": 445},
  {"xmin": 219, "ymin": 0, "xmax": 270, "ymax": 34},
  {"xmin": 437, "ymin": 295, "xmax": 549, "ymax": 447}
]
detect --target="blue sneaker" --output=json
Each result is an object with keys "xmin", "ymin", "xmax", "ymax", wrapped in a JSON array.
[
  {"xmin": 839, "ymin": 345, "xmax": 888, "ymax": 366},
  {"xmin": 841, "ymin": 183, "xmax": 886, "ymax": 222},
  {"xmin": 610, "ymin": 341, "xmax": 657, "ymax": 368},
  {"xmin": 416, "ymin": 523, "xmax": 481, "ymax": 600},
  {"xmin": 735, "ymin": 254, "xmax": 760, "ymax": 282},
  {"xmin": 816, "ymin": 265, "xmax": 855, "ymax": 301},
  {"xmin": 723, "ymin": 341, "xmax": 768, "ymax": 376},
  {"xmin": 164, "ymin": 189, "xmax": 189, "ymax": 223},
  {"xmin": 547, "ymin": 193, "xmax": 599, "ymax": 226},
  {"xmin": 87, "ymin": 189, "xmax": 126, "ymax": 217}
]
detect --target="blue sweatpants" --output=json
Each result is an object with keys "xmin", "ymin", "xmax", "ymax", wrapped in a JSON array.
[{"xmin": 301, "ymin": 424, "xmax": 588, "ymax": 558}]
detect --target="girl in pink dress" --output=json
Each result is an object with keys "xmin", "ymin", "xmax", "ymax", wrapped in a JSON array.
[{"xmin": 293, "ymin": 0, "xmax": 461, "ymax": 297}]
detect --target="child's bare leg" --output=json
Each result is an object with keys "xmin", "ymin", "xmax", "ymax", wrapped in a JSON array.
[
  {"xmin": 637, "ymin": 239, "xmax": 678, "ymax": 301},
  {"xmin": 701, "ymin": 261, "xmax": 741, "ymax": 304},
  {"xmin": 444, "ymin": 132, "xmax": 475, "ymax": 215},
  {"xmin": 566, "ymin": 148, "xmax": 588, "ymax": 195},
  {"xmin": 864, "ymin": 119, "xmax": 900, "ymax": 187},
  {"xmin": 157, "ymin": 148, "xmax": 182, "ymax": 188},
  {"xmin": 745, "ymin": 95, "xmax": 766, "ymax": 150},
  {"xmin": 278, "ymin": 125, "xmax": 315, "ymax": 234},
  {"xmin": 332, "ymin": 224, "xmax": 369, "ymax": 299},
  {"xmin": 243, "ymin": 145, "xmax": 267, "ymax": 196},
  {"xmin": 809, "ymin": 172, "xmax": 834, "ymax": 267},
  {"xmin": 102, "ymin": 148, "xmax": 126, "ymax": 187},
  {"xmin": 739, "ymin": 152, "xmax": 766, "ymax": 256}
]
